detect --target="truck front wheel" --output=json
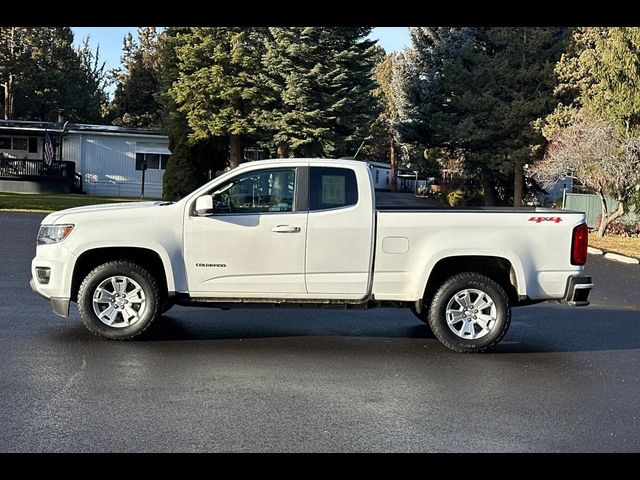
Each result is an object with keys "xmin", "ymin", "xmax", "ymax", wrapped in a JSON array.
[
  {"xmin": 428, "ymin": 272, "xmax": 511, "ymax": 353},
  {"xmin": 77, "ymin": 260, "xmax": 161, "ymax": 340}
]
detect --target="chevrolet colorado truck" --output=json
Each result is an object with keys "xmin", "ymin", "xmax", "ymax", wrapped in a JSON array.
[{"xmin": 31, "ymin": 159, "xmax": 592, "ymax": 352}]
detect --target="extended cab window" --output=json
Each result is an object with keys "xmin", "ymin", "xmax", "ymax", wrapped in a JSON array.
[
  {"xmin": 207, "ymin": 168, "xmax": 295, "ymax": 214},
  {"xmin": 310, "ymin": 167, "xmax": 358, "ymax": 211}
]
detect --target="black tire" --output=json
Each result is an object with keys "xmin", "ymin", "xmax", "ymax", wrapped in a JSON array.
[
  {"xmin": 77, "ymin": 260, "xmax": 161, "ymax": 340},
  {"xmin": 428, "ymin": 272, "xmax": 511, "ymax": 353}
]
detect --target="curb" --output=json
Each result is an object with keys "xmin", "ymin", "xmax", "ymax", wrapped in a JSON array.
[
  {"xmin": 589, "ymin": 243, "xmax": 639, "ymax": 265},
  {"xmin": 0, "ymin": 208, "xmax": 53, "ymax": 213},
  {"xmin": 603, "ymin": 252, "xmax": 640, "ymax": 265}
]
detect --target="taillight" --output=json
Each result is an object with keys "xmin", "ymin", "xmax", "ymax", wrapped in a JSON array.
[{"xmin": 571, "ymin": 223, "xmax": 588, "ymax": 265}]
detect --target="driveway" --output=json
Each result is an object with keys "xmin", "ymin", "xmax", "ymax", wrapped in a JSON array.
[
  {"xmin": 375, "ymin": 191, "xmax": 443, "ymax": 207},
  {"xmin": 0, "ymin": 212, "xmax": 638, "ymax": 452}
]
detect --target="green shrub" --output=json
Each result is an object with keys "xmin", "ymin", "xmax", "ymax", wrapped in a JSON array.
[
  {"xmin": 162, "ymin": 143, "xmax": 207, "ymax": 201},
  {"xmin": 447, "ymin": 189, "xmax": 465, "ymax": 207}
]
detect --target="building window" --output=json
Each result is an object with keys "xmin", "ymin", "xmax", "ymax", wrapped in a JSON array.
[
  {"xmin": 0, "ymin": 136, "xmax": 30, "ymax": 151},
  {"xmin": 375, "ymin": 170, "xmax": 380, "ymax": 183},
  {"xmin": 12, "ymin": 138, "xmax": 27, "ymax": 151},
  {"xmin": 145, "ymin": 153, "xmax": 160, "ymax": 169},
  {"xmin": 386, "ymin": 172, "xmax": 389, "ymax": 185},
  {"xmin": 136, "ymin": 152, "xmax": 170, "ymax": 170},
  {"xmin": 28, "ymin": 138, "xmax": 38, "ymax": 153}
]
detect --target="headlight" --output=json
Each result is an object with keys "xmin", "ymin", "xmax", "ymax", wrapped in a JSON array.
[{"xmin": 37, "ymin": 224, "xmax": 74, "ymax": 245}]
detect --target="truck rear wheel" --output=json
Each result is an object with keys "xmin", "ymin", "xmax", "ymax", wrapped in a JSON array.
[
  {"xmin": 428, "ymin": 272, "xmax": 511, "ymax": 353},
  {"xmin": 77, "ymin": 260, "xmax": 161, "ymax": 340}
]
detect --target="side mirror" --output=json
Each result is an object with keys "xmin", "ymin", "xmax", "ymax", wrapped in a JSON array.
[{"xmin": 194, "ymin": 195, "xmax": 214, "ymax": 216}]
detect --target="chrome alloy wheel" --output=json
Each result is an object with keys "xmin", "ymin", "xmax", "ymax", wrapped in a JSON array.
[
  {"xmin": 445, "ymin": 288, "xmax": 497, "ymax": 340},
  {"xmin": 92, "ymin": 276, "xmax": 146, "ymax": 328}
]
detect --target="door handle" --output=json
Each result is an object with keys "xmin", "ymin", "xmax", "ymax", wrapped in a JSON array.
[{"xmin": 271, "ymin": 225, "xmax": 301, "ymax": 233}]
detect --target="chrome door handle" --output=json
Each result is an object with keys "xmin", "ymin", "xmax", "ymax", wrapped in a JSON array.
[{"xmin": 271, "ymin": 225, "xmax": 300, "ymax": 233}]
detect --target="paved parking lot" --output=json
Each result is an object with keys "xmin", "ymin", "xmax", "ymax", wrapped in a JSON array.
[{"xmin": 1, "ymin": 211, "xmax": 638, "ymax": 452}]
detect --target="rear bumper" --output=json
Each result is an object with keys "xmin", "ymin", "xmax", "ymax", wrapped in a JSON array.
[{"xmin": 563, "ymin": 275, "xmax": 593, "ymax": 306}]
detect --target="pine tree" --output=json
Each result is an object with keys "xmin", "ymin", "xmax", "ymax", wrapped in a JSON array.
[
  {"xmin": 158, "ymin": 27, "xmax": 229, "ymax": 200},
  {"xmin": 74, "ymin": 38, "xmax": 109, "ymax": 124},
  {"xmin": 395, "ymin": 27, "xmax": 567, "ymax": 206},
  {"xmin": 160, "ymin": 27, "xmax": 381, "ymax": 197},
  {"xmin": 110, "ymin": 27, "xmax": 162, "ymax": 127},
  {"xmin": 169, "ymin": 27, "xmax": 271, "ymax": 168},
  {"xmin": 262, "ymin": 27, "xmax": 380, "ymax": 158},
  {"xmin": 0, "ymin": 27, "xmax": 107, "ymax": 122}
]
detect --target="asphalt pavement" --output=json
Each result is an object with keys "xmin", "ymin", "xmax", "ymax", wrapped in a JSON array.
[
  {"xmin": 374, "ymin": 191, "xmax": 443, "ymax": 207},
  {"xmin": 0, "ymin": 209, "xmax": 639, "ymax": 452}
]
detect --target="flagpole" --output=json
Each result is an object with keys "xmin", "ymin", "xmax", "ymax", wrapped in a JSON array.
[{"xmin": 44, "ymin": 129, "xmax": 54, "ymax": 167}]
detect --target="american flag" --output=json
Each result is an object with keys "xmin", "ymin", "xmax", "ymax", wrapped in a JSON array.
[{"xmin": 44, "ymin": 130, "xmax": 55, "ymax": 166}]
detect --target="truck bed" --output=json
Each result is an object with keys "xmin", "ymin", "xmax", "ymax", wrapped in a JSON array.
[
  {"xmin": 371, "ymin": 207, "xmax": 587, "ymax": 302},
  {"xmin": 377, "ymin": 205, "xmax": 582, "ymax": 214}
]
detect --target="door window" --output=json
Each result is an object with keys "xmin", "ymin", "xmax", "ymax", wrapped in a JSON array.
[
  {"xmin": 309, "ymin": 167, "xmax": 358, "ymax": 211},
  {"xmin": 206, "ymin": 168, "xmax": 296, "ymax": 214}
]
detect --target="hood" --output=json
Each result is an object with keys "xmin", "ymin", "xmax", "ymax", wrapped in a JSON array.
[{"xmin": 42, "ymin": 201, "xmax": 173, "ymax": 224}]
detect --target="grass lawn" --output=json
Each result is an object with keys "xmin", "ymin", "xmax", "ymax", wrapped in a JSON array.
[
  {"xmin": 589, "ymin": 233, "xmax": 640, "ymax": 260},
  {"xmin": 0, "ymin": 192, "xmax": 153, "ymax": 212}
]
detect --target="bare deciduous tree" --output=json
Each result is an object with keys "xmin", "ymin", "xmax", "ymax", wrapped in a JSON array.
[{"xmin": 532, "ymin": 113, "xmax": 640, "ymax": 236}]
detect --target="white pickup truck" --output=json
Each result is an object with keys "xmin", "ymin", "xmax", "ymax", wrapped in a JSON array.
[{"xmin": 31, "ymin": 159, "xmax": 592, "ymax": 352}]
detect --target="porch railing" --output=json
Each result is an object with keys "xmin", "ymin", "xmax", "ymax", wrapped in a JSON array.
[{"xmin": 0, "ymin": 158, "xmax": 76, "ymax": 180}]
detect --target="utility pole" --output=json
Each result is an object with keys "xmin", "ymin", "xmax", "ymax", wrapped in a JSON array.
[{"xmin": 390, "ymin": 139, "xmax": 397, "ymax": 192}]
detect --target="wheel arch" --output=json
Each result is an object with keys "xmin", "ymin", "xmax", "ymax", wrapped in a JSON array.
[
  {"xmin": 70, "ymin": 247, "xmax": 171, "ymax": 302},
  {"xmin": 418, "ymin": 254, "xmax": 523, "ymax": 307}
]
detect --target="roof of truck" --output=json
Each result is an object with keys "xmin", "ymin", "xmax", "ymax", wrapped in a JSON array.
[{"xmin": 234, "ymin": 158, "xmax": 372, "ymax": 170}]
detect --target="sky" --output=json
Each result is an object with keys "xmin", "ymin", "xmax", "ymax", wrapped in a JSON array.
[{"xmin": 71, "ymin": 27, "xmax": 411, "ymax": 77}]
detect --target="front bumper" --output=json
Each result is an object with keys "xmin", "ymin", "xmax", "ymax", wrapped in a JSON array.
[
  {"xmin": 563, "ymin": 275, "xmax": 593, "ymax": 306},
  {"xmin": 30, "ymin": 241, "xmax": 75, "ymax": 318},
  {"xmin": 30, "ymin": 278, "xmax": 70, "ymax": 317}
]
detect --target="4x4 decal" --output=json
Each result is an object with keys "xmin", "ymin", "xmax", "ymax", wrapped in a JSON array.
[{"xmin": 528, "ymin": 216, "xmax": 563, "ymax": 223}]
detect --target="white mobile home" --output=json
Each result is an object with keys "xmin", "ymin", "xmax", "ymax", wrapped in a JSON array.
[
  {"xmin": 0, "ymin": 119, "xmax": 170, "ymax": 198},
  {"xmin": 367, "ymin": 160, "xmax": 418, "ymax": 192}
]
